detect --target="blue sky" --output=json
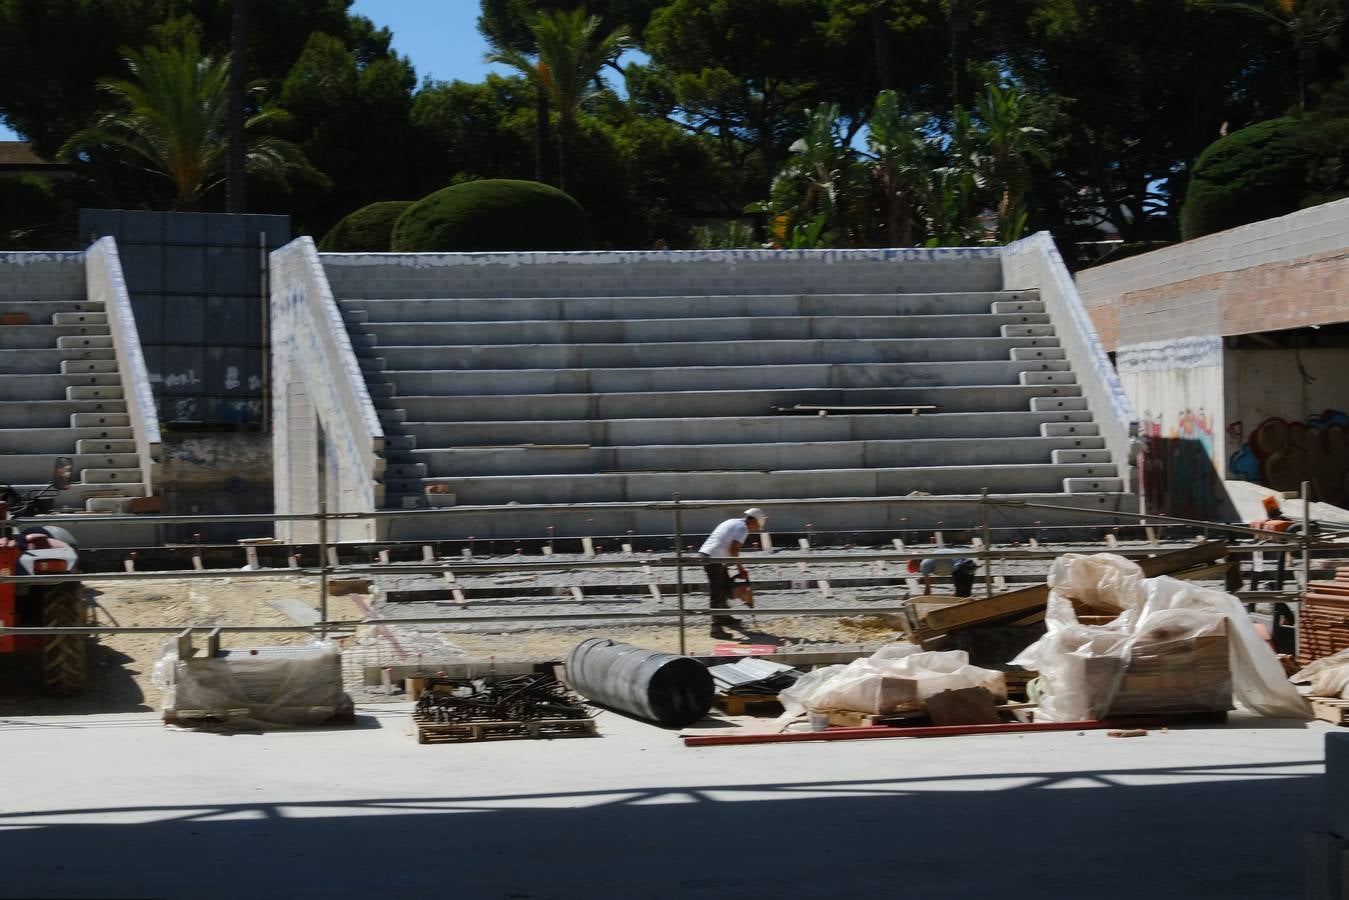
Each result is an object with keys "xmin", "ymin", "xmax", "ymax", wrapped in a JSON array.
[{"xmin": 0, "ymin": 1, "xmax": 502, "ymax": 142}]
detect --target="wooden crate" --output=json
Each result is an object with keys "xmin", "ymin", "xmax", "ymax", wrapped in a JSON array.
[
  {"xmin": 713, "ymin": 693, "xmax": 783, "ymax": 716},
  {"xmin": 413, "ymin": 712, "xmax": 596, "ymax": 744},
  {"xmin": 1309, "ymin": 696, "xmax": 1349, "ymax": 726}
]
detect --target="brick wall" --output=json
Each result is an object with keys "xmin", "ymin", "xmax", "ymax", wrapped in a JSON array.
[{"xmin": 1076, "ymin": 197, "xmax": 1349, "ymax": 349}]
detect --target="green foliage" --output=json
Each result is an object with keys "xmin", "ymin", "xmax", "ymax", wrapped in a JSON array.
[
  {"xmin": 57, "ymin": 35, "xmax": 324, "ymax": 210},
  {"xmin": 389, "ymin": 179, "xmax": 592, "ymax": 252},
  {"xmin": 0, "ymin": 175, "xmax": 72, "ymax": 249},
  {"xmin": 1180, "ymin": 117, "xmax": 1311, "ymax": 239},
  {"xmin": 318, "ymin": 200, "xmax": 413, "ymax": 251}
]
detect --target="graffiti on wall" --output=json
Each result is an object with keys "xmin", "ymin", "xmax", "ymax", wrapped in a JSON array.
[
  {"xmin": 1228, "ymin": 410, "xmax": 1349, "ymax": 507},
  {"xmin": 1140, "ymin": 408, "xmax": 1232, "ymax": 519}
]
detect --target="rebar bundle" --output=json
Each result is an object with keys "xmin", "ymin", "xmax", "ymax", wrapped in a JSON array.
[{"xmin": 414, "ymin": 671, "xmax": 591, "ymax": 724}]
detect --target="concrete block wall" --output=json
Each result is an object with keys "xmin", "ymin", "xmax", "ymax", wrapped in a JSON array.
[
  {"xmin": 85, "ymin": 237, "xmax": 160, "ymax": 495},
  {"xmin": 270, "ymin": 237, "xmax": 384, "ymax": 543},
  {"xmin": 1076, "ymin": 197, "xmax": 1349, "ymax": 348}
]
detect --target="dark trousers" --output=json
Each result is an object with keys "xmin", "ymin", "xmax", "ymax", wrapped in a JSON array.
[
  {"xmin": 704, "ymin": 563, "xmax": 735, "ymax": 629},
  {"xmin": 952, "ymin": 563, "xmax": 977, "ymax": 598}
]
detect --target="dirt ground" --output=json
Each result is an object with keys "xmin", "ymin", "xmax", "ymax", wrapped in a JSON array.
[{"xmin": 0, "ymin": 575, "xmax": 906, "ymax": 716}]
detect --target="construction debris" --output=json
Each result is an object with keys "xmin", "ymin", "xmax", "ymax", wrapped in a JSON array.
[{"xmin": 412, "ymin": 671, "xmax": 593, "ymax": 744}]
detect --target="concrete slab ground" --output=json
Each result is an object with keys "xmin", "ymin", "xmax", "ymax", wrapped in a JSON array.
[{"xmin": 0, "ymin": 706, "xmax": 1329, "ymax": 899}]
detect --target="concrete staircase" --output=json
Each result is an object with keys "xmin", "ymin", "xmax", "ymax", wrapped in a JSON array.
[
  {"xmin": 0, "ymin": 295, "xmax": 147, "ymax": 513},
  {"xmin": 322, "ymin": 251, "xmax": 1133, "ymax": 540}
]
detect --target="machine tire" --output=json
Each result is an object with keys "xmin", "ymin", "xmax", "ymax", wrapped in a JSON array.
[{"xmin": 41, "ymin": 584, "xmax": 87, "ymax": 695}]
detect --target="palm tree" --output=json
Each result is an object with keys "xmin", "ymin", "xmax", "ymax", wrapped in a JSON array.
[
  {"xmin": 489, "ymin": 7, "xmax": 630, "ymax": 192},
  {"xmin": 973, "ymin": 83, "xmax": 1048, "ymax": 242},
  {"xmin": 60, "ymin": 37, "xmax": 323, "ymax": 210}
]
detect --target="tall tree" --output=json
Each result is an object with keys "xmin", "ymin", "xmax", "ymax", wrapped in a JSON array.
[
  {"xmin": 226, "ymin": 0, "xmax": 249, "ymax": 211},
  {"xmin": 59, "ymin": 37, "xmax": 322, "ymax": 210},
  {"xmin": 489, "ymin": 7, "xmax": 630, "ymax": 191}
]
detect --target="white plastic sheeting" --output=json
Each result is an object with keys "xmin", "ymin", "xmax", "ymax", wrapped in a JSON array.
[{"xmin": 1012, "ymin": 554, "xmax": 1309, "ymax": 721}]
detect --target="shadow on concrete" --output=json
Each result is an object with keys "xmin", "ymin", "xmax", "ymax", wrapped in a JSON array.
[
  {"xmin": 0, "ymin": 760, "xmax": 1321, "ymax": 899},
  {"xmin": 0, "ymin": 641, "xmax": 151, "ymax": 715}
]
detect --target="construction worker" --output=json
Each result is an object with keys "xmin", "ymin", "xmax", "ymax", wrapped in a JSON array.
[
  {"xmin": 698, "ymin": 508, "xmax": 766, "ymax": 639},
  {"xmin": 911, "ymin": 555, "xmax": 979, "ymax": 597}
]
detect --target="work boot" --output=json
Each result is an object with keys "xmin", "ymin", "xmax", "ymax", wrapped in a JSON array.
[{"xmin": 709, "ymin": 626, "xmax": 734, "ymax": 640}]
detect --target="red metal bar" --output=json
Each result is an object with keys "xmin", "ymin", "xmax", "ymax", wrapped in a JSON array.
[{"xmin": 682, "ymin": 717, "xmax": 1168, "ymax": 747}]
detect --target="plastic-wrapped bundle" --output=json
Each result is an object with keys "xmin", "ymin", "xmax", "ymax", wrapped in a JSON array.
[
  {"xmin": 154, "ymin": 641, "xmax": 347, "ymax": 728},
  {"xmin": 1293, "ymin": 648, "xmax": 1349, "ymax": 698},
  {"xmin": 1013, "ymin": 554, "xmax": 1309, "ymax": 721},
  {"xmin": 778, "ymin": 642, "xmax": 1006, "ymax": 717}
]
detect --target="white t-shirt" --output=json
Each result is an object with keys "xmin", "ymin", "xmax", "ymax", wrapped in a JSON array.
[{"xmin": 699, "ymin": 518, "xmax": 749, "ymax": 557}]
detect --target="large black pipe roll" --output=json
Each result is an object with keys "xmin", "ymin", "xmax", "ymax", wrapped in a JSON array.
[{"xmin": 565, "ymin": 638, "xmax": 714, "ymax": 726}]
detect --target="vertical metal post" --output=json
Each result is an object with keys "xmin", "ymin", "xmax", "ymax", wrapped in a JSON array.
[
  {"xmin": 980, "ymin": 488, "xmax": 993, "ymax": 598},
  {"xmin": 1300, "ymin": 479, "xmax": 1313, "ymax": 663},
  {"xmin": 317, "ymin": 434, "xmax": 329, "ymax": 640},
  {"xmin": 673, "ymin": 493, "xmax": 686, "ymax": 656}
]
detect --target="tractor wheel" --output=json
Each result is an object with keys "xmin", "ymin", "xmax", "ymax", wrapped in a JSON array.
[{"xmin": 41, "ymin": 584, "xmax": 87, "ymax": 695}]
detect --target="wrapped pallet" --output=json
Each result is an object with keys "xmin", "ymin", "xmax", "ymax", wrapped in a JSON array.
[{"xmin": 154, "ymin": 641, "xmax": 350, "ymax": 728}]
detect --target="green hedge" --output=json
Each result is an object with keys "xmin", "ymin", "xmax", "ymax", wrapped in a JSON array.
[
  {"xmin": 317, "ymin": 201, "xmax": 414, "ymax": 252},
  {"xmin": 390, "ymin": 179, "xmax": 592, "ymax": 252},
  {"xmin": 1180, "ymin": 117, "xmax": 1311, "ymax": 240}
]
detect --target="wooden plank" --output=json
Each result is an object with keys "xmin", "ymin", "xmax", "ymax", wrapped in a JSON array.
[
  {"xmin": 1310, "ymin": 697, "xmax": 1349, "ymax": 726},
  {"xmin": 713, "ymin": 693, "xmax": 784, "ymax": 716},
  {"xmin": 923, "ymin": 543, "xmax": 1229, "ymax": 633}
]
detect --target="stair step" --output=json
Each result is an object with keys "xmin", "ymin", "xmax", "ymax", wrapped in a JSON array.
[
  {"xmin": 1030, "ymin": 396, "xmax": 1088, "ymax": 412},
  {"xmin": 57, "ymin": 334, "xmax": 114, "ymax": 350},
  {"xmin": 81, "ymin": 467, "xmax": 143, "ymax": 484},
  {"xmin": 1064, "ymin": 476, "xmax": 1125, "ymax": 493},
  {"xmin": 1051, "ymin": 449, "xmax": 1113, "ymax": 464},
  {"xmin": 1009, "ymin": 347, "xmax": 1066, "ymax": 361},
  {"xmin": 0, "ymin": 373, "xmax": 119, "ymax": 401},
  {"xmin": 1, "ymin": 325, "xmax": 109, "ymax": 350},
  {"xmin": 51, "ymin": 312, "xmax": 108, "ymax": 326},
  {"xmin": 85, "ymin": 497, "xmax": 136, "ymax": 513},
  {"xmin": 71, "ymin": 412, "xmax": 131, "ymax": 428},
  {"xmin": 61, "ymin": 358, "xmax": 119, "ymax": 374},
  {"xmin": 1019, "ymin": 371, "xmax": 1076, "ymax": 386},
  {"xmin": 1001, "ymin": 324, "xmax": 1055, "ymax": 338},
  {"xmin": 0, "ymin": 453, "xmax": 140, "ymax": 484},
  {"xmin": 76, "ymin": 438, "xmax": 137, "ymax": 454},
  {"xmin": 67, "ymin": 385, "xmax": 124, "ymax": 401},
  {"xmin": 989, "ymin": 301, "xmax": 1045, "ymax": 314},
  {"xmin": 1041, "ymin": 422, "xmax": 1099, "ymax": 437}
]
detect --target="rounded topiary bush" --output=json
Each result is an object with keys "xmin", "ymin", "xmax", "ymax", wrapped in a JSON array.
[
  {"xmin": 1180, "ymin": 117, "xmax": 1311, "ymax": 240},
  {"xmin": 390, "ymin": 179, "xmax": 592, "ymax": 252},
  {"xmin": 318, "ymin": 200, "xmax": 414, "ymax": 252}
]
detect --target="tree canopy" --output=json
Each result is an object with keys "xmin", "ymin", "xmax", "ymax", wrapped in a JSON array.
[{"xmin": 4, "ymin": 0, "xmax": 1349, "ymax": 258}]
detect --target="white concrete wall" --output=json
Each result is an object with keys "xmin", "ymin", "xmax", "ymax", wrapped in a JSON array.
[
  {"xmin": 85, "ymin": 237, "xmax": 161, "ymax": 495},
  {"xmin": 1225, "ymin": 348, "xmax": 1349, "ymax": 507},
  {"xmin": 270, "ymin": 237, "xmax": 383, "ymax": 543},
  {"xmin": 1002, "ymin": 232, "xmax": 1138, "ymax": 493}
]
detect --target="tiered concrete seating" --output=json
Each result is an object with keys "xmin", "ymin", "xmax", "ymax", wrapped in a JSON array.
[{"xmin": 321, "ymin": 251, "xmax": 1131, "ymax": 539}]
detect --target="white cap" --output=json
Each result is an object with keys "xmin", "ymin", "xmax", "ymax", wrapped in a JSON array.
[{"xmin": 743, "ymin": 507, "xmax": 767, "ymax": 524}]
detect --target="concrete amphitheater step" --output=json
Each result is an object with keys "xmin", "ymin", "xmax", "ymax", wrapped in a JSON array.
[
  {"xmin": 392, "ymin": 410, "xmax": 1098, "ymax": 449},
  {"xmin": 338, "ymin": 290, "xmax": 1041, "ymax": 323},
  {"xmin": 0, "ymin": 299, "xmax": 105, "ymax": 318},
  {"xmin": 0, "ymin": 426, "xmax": 134, "ymax": 455},
  {"xmin": 0, "ymin": 400, "xmax": 127, "ymax": 428},
  {"xmin": 399, "ymin": 462, "xmax": 1121, "ymax": 506},
  {"xmin": 384, "ymin": 384, "xmax": 1083, "ymax": 423},
  {"xmin": 354, "ymin": 312, "xmax": 1052, "ymax": 350},
  {"xmin": 377, "ymin": 360, "xmax": 1073, "ymax": 397},
  {"xmin": 0, "ymin": 372, "xmax": 121, "ymax": 401},
  {"xmin": 366, "ymin": 336, "xmax": 1063, "ymax": 371},
  {"xmin": 378, "ymin": 492, "xmax": 1140, "ymax": 541},
  {"xmin": 0, "ymin": 348, "xmax": 108, "ymax": 375},
  {"xmin": 0, "ymin": 453, "xmax": 140, "ymax": 484},
  {"xmin": 403, "ymin": 435, "xmax": 1110, "ymax": 477},
  {"xmin": 4, "ymin": 324, "xmax": 110, "ymax": 350}
]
